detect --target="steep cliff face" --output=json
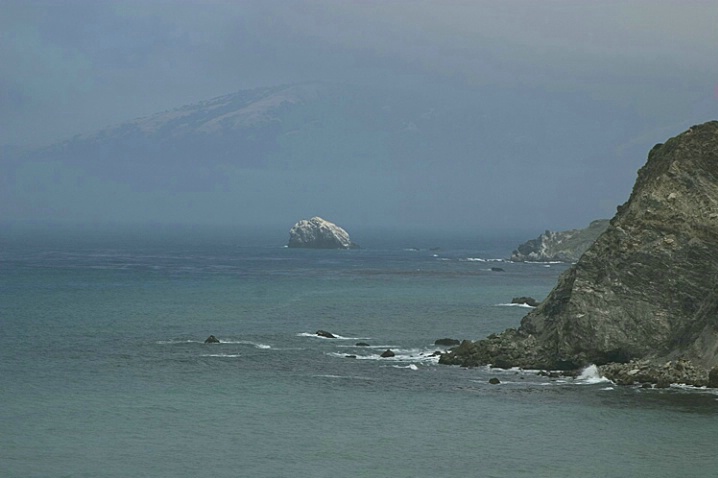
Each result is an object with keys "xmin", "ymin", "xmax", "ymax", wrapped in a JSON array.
[
  {"xmin": 511, "ymin": 219, "xmax": 609, "ymax": 262},
  {"xmin": 287, "ymin": 217, "xmax": 358, "ymax": 249},
  {"xmin": 441, "ymin": 121, "xmax": 718, "ymax": 383}
]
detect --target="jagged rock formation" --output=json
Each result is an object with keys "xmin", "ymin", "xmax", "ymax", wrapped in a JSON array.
[
  {"xmin": 511, "ymin": 219, "xmax": 610, "ymax": 262},
  {"xmin": 441, "ymin": 121, "xmax": 718, "ymax": 386},
  {"xmin": 288, "ymin": 217, "xmax": 358, "ymax": 249}
]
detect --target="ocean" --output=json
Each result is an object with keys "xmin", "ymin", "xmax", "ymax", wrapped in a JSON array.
[{"xmin": 2, "ymin": 225, "xmax": 717, "ymax": 478}]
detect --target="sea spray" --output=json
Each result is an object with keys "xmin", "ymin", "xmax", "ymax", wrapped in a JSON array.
[{"xmin": 576, "ymin": 364, "xmax": 610, "ymax": 384}]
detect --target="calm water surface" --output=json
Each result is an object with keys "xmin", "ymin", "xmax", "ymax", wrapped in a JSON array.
[{"xmin": 2, "ymin": 226, "xmax": 717, "ymax": 478}]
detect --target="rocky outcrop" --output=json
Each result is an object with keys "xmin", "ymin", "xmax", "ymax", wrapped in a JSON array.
[
  {"xmin": 287, "ymin": 217, "xmax": 358, "ymax": 249},
  {"xmin": 442, "ymin": 121, "xmax": 718, "ymax": 386},
  {"xmin": 511, "ymin": 219, "xmax": 610, "ymax": 262},
  {"xmin": 315, "ymin": 330, "xmax": 336, "ymax": 338},
  {"xmin": 511, "ymin": 297, "xmax": 539, "ymax": 307},
  {"xmin": 204, "ymin": 335, "xmax": 220, "ymax": 344},
  {"xmin": 434, "ymin": 338, "xmax": 461, "ymax": 346}
]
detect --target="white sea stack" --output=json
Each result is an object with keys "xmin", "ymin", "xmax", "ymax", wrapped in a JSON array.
[{"xmin": 287, "ymin": 217, "xmax": 358, "ymax": 249}]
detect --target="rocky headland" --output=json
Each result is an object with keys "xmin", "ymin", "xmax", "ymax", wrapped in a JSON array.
[
  {"xmin": 511, "ymin": 219, "xmax": 609, "ymax": 262},
  {"xmin": 442, "ymin": 121, "xmax": 718, "ymax": 387},
  {"xmin": 287, "ymin": 217, "xmax": 359, "ymax": 249}
]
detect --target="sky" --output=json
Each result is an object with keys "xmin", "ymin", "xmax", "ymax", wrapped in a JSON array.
[{"xmin": 2, "ymin": 0, "xmax": 718, "ymax": 232}]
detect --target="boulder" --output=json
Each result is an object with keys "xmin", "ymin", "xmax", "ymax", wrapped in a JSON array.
[
  {"xmin": 204, "ymin": 335, "xmax": 220, "ymax": 344},
  {"xmin": 441, "ymin": 122, "xmax": 718, "ymax": 386},
  {"xmin": 707, "ymin": 367, "xmax": 718, "ymax": 388},
  {"xmin": 287, "ymin": 217, "xmax": 359, "ymax": 249},
  {"xmin": 490, "ymin": 267, "xmax": 505, "ymax": 272},
  {"xmin": 355, "ymin": 342, "xmax": 370, "ymax": 347},
  {"xmin": 488, "ymin": 377, "xmax": 501, "ymax": 385},
  {"xmin": 380, "ymin": 349, "xmax": 396, "ymax": 358},
  {"xmin": 315, "ymin": 330, "xmax": 336, "ymax": 339}
]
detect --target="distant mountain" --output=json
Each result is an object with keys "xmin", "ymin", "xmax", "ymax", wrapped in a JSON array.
[{"xmin": 0, "ymin": 81, "xmax": 674, "ymax": 227}]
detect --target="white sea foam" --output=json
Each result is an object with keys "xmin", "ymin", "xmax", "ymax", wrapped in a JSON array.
[
  {"xmin": 297, "ymin": 332, "xmax": 367, "ymax": 340},
  {"xmin": 200, "ymin": 354, "xmax": 241, "ymax": 358},
  {"xmin": 392, "ymin": 364, "xmax": 419, "ymax": 370},
  {"xmin": 495, "ymin": 303, "xmax": 535, "ymax": 308},
  {"xmin": 327, "ymin": 348, "xmax": 440, "ymax": 364},
  {"xmin": 576, "ymin": 364, "xmax": 611, "ymax": 384},
  {"xmin": 156, "ymin": 339, "xmax": 201, "ymax": 344},
  {"xmin": 219, "ymin": 340, "xmax": 271, "ymax": 349}
]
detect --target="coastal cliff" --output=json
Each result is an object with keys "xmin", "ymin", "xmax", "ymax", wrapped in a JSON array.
[
  {"xmin": 510, "ymin": 220, "xmax": 609, "ymax": 262},
  {"xmin": 288, "ymin": 217, "xmax": 358, "ymax": 249},
  {"xmin": 441, "ymin": 121, "xmax": 718, "ymax": 386}
]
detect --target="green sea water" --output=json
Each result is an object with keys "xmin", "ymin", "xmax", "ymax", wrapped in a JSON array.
[{"xmin": 2, "ymin": 226, "xmax": 717, "ymax": 478}]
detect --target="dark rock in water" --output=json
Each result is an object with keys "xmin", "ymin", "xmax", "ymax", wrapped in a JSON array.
[
  {"xmin": 315, "ymin": 330, "xmax": 336, "ymax": 339},
  {"xmin": 441, "ymin": 122, "xmax": 718, "ymax": 386},
  {"xmin": 490, "ymin": 267, "xmax": 505, "ymax": 272},
  {"xmin": 287, "ymin": 217, "xmax": 359, "ymax": 249},
  {"xmin": 431, "ymin": 351, "xmax": 442, "ymax": 357},
  {"xmin": 355, "ymin": 342, "xmax": 370, "ymax": 347},
  {"xmin": 511, "ymin": 219, "xmax": 610, "ymax": 263},
  {"xmin": 488, "ymin": 377, "xmax": 501, "ymax": 384},
  {"xmin": 380, "ymin": 349, "xmax": 395, "ymax": 358},
  {"xmin": 434, "ymin": 338, "xmax": 461, "ymax": 346},
  {"xmin": 345, "ymin": 355, "xmax": 357, "ymax": 359},
  {"xmin": 511, "ymin": 296, "xmax": 539, "ymax": 307},
  {"xmin": 204, "ymin": 335, "xmax": 220, "ymax": 344}
]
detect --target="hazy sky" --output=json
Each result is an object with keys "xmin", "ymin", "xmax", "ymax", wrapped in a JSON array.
[
  {"xmin": 3, "ymin": 0, "xmax": 717, "ymax": 146},
  {"xmin": 2, "ymin": 1, "xmax": 718, "ymax": 232}
]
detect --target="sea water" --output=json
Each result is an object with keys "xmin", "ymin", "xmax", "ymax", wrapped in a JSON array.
[{"xmin": 1, "ymin": 225, "xmax": 717, "ymax": 478}]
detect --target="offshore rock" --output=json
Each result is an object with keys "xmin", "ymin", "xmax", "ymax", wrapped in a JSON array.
[
  {"xmin": 315, "ymin": 330, "xmax": 336, "ymax": 339},
  {"xmin": 204, "ymin": 335, "xmax": 220, "ymax": 344},
  {"xmin": 442, "ymin": 121, "xmax": 718, "ymax": 385},
  {"xmin": 510, "ymin": 219, "xmax": 609, "ymax": 262},
  {"xmin": 287, "ymin": 217, "xmax": 358, "ymax": 249}
]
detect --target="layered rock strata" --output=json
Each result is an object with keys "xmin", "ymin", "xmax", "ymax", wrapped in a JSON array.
[{"xmin": 442, "ymin": 121, "xmax": 718, "ymax": 386}]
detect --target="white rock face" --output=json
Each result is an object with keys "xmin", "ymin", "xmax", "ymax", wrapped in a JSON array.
[{"xmin": 287, "ymin": 217, "xmax": 358, "ymax": 249}]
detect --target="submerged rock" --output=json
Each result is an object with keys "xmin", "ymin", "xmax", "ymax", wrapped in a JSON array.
[
  {"xmin": 511, "ymin": 219, "xmax": 609, "ymax": 262},
  {"xmin": 380, "ymin": 349, "xmax": 395, "ymax": 358},
  {"xmin": 204, "ymin": 335, "xmax": 220, "ymax": 344},
  {"xmin": 287, "ymin": 217, "xmax": 359, "ymax": 249},
  {"xmin": 442, "ymin": 121, "xmax": 718, "ymax": 386}
]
